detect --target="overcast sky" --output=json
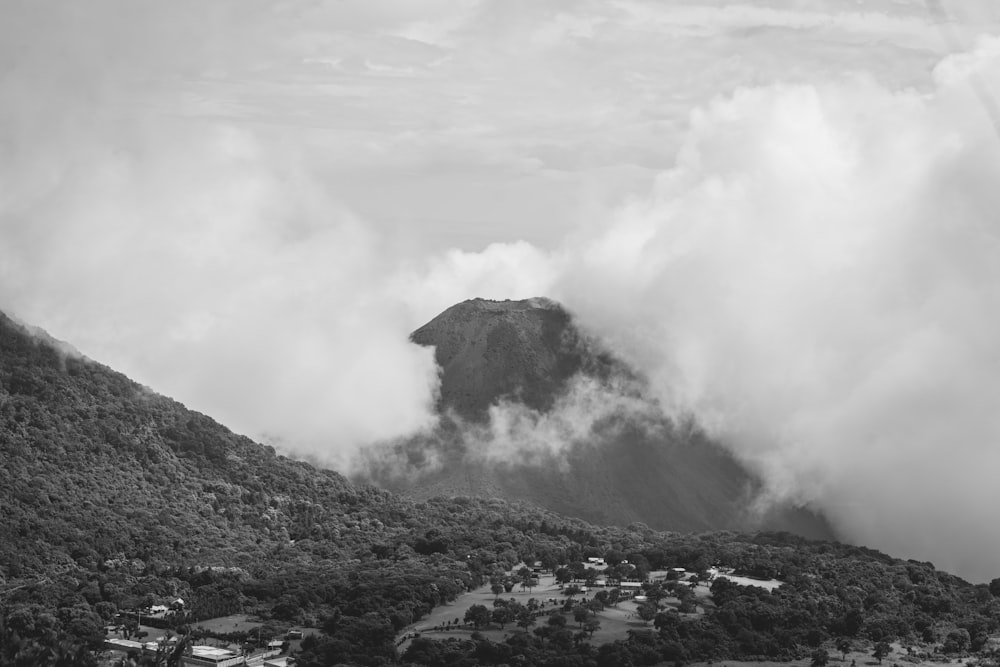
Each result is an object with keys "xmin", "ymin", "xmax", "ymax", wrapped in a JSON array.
[{"xmin": 4, "ymin": 0, "xmax": 1000, "ymax": 581}]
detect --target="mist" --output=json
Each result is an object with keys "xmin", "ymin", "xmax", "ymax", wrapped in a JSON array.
[
  {"xmin": 544, "ymin": 41, "xmax": 1000, "ymax": 580},
  {"xmin": 4, "ymin": 0, "xmax": 1000, "ymax": 581}
]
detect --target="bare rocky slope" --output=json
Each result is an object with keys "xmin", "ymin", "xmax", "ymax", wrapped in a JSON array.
[{"xmin": 369, "ymin": 297, "xmax": 835, "ymax": 539}]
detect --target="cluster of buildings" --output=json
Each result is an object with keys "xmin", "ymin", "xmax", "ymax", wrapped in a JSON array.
[{"xmin": 103, "ymin": 637, "xmax": 291, "ymax": 667}]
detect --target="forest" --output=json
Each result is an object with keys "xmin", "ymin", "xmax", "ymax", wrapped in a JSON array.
[{"xmin": 3, "ymin": 312, "xmax": 1000, "ymax": 667}]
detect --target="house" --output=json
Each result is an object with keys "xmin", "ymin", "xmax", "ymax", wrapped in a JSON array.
[
  {"xmin": 182, "ymin": 646, "xmax": 244, "ymax": 667},
  {"xmin": 104, "ymin": 638, "xmax": 144, "ymax": 655},
  {"xmin": 285, "ymin": 630, "xmax": 303, "ymax": 640}
]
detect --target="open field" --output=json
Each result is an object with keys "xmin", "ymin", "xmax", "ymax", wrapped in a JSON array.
[
  {"xmin": 191, "ymin": 614, "xmax": 263, "ymax": 635},
  {"xmin": 691, "ymin": 648, "xmax": 963, "ymax": 667},
  {"xmin": 396, "ymin": 573, "xmax": 703, "ymax": 653}
]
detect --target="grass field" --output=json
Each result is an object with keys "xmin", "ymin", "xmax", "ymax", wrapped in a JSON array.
[
  {"xmin": 395, "ymin": 573, "xmax": 699, "ymax": 653},
  {"xmin": 395, "ymin": 578, "xmax": 963, "ymax": 667},
  {"xmin": 191, "ymin": 614, "xmax": 263, "ymax": 635},
  {"xmin": 690, "ymin": 647, "xmax": 961, "ymax": 667}
]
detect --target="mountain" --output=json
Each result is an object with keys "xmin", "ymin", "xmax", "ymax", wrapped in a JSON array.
[
  {"xmin": 369, "ymin": 297, "xmax": 834, "ymax": 539},
  {"xmin": 3, "ymin": 307, "xmax": 999, "ymax": 667},
  {"xmin": 0, "ymin": 308, "xmax": 616, "ymax": 660},
  {"xmin": 409, "ymin": 297, "xmax": 623, "ymax": 419}
]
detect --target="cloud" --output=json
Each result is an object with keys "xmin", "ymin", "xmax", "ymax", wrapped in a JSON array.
[
  {"xmin": 0, "ymin": 114, "xmax": 444, "ymax": 467},
  {"xmin": 0, "ymin": 2, "xmax": 448, "ymax": 468},
  {"xmin": 461, "ymin": 374, "xmax": 663, "ymax": 467},
  {"xmin": 537, "ymin": 39, "xmax": 1000, "ymax": 580},
  {"xmin": 5, "ymin": 0, "xmax": 1000, "ymax": 582}
]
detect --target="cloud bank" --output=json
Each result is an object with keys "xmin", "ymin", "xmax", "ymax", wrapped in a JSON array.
[
  {"xmin": 4, "ymin": 0, "xmax": 1000, "ymax": 580},
  {"xmin": 541, "ymin": 39, "xmax": 1000, "ymax": 580}
]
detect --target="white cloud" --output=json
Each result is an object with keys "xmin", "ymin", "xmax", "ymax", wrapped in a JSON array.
[
  {"xmin": 4, "ymin": 0, "xmax": 1000, "ymax": 581},
  {"xmin": 545, "ymin": 46, "xmax": 1000, "ymax": 580}
]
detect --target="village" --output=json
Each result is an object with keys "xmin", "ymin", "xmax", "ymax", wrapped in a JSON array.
[
  {"xmin": 394, "ymin": 558, "xmax": 781, "ymax": 654},
  {"xmin": 99, "ymin": 597, "xmax": 309, "ymax": 667},
  {"xmin": 92, "ymin": 560, "xmax": 775, "ymax": 667}
]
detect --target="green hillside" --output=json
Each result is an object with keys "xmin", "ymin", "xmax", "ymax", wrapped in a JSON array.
[{"xmin": 3, "ymin": 311, "xmax": 1000, "ymax": 667}]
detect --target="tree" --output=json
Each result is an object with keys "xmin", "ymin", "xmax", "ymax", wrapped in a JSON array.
[
  {"xmin": 547, "ymin": 613, "xmax": 567, "ymax": 628},
  {"xmin": 491, "ymin": 578, "xmax": 504, "ymax": 599},
  {"xmin": 836, "ymin": 638, "xmax": 852, "ymax": 660},
  {"xmin": 492, "ymin": 607, "xmax": 512, "ymax": 629},
  {"xmin": 464, "ymin": 604, "xmax": 491, "ymax": 630},
  {"xmin": 583, "ymin": 616, "xmax": 601, "ymax": 638},
  {"xmin": 637, "ymin": 602, "xmax": 658, "ymax": 624},
  {"xmin": 811, "ymin": 648, "xmax": 830, "ymax": 667},
  {"xmin": 563, "ymin": 585, "xmax": 582, "ymax": 598},
  {"xmin": 606, "ymin": 589, "xmax": 621, "ymax": 607},
  {"xmin": 516, "ymin": 609, "xmax": 536, "ymax": 632},
  {"xmin": 654, "ymin": 610, "xmax": 680, "ymax": 633},
  {"xmin": 555, "ymin": 568, "xmax": 573, "ymax": 586},
  {"xmin": 573, "ymin": 605, "xmax": 591, "ymax": 628},
  {"xmin": 943, "ymin": 629, "xmax": 970, "ymax": 654},
  {"xmin": 873, "ymin": 641, "xmax": 891, "ymax": 664}
]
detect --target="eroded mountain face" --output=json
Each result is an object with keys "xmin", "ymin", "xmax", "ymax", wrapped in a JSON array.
[{"xmin": 366, "ymin": 298, "xmax": 835, "ymax": 541}]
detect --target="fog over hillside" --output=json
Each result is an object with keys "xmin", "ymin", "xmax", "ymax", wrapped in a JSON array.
[{"xmin": 3, "ymin": 1, "xmax": 1000, "ymax": 580}]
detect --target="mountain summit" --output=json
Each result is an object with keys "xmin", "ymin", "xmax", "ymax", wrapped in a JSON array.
[
  {"xmin": 410, "ymin": 297, "xmax": 622, "ymax": 419},
  {"xmin": 369, "ymin": 297, "xmax": 835, "ymax": 540}
]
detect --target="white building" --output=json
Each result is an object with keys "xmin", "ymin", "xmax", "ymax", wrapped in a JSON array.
[{"xmin": 182, "ymin": 646, "xmax": 245, "ymax": 667}]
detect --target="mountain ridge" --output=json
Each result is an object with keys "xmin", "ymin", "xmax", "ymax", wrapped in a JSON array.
[
  {"xmin": 377, "ymin": 296, "xmax": 836, "ymax": 540},
  {"xmin": 5, "ymin": 307, "xmax": 1000, "ymax": 667}
]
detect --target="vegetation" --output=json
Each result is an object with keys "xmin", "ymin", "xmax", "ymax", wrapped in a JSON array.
[{"xmin": 4, "ymin": 312, "xmax": 1000, "ymax": 666}]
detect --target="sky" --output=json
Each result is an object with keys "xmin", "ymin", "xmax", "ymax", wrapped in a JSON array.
[{"xmin": 3, "ymin": 0, "xmax": 1000, "ymax": 581}]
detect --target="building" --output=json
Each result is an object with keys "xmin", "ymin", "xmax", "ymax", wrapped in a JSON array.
[
  {"xmin": 104, "ymin": 638, "xmax": 144, "ymax": 655},
  {"xmin": 182, "ymin": 646, "xmax": 245, "ymax": 667}
]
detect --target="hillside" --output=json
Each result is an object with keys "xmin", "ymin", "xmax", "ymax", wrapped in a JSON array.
[
  {"xmin": 4, "ymin": 309, "xmax": 1000, "ymax": 667},
  {"xmin": 371, "ymin": 298, "xmax": 833, "ymax": 539}
]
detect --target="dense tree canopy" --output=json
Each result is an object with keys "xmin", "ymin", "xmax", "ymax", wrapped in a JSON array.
[{"xmin": 3, "ymin": 313, "xmax": 1000, "ymax": 666}]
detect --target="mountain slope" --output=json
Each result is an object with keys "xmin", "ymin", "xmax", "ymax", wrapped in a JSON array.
[
  {"xmin": 372, "ymin": 297, "xmax": 834, "ymax": 539},
  {"xmin": 4, "ymin": 309, "xmax": 1000, "ymax": 667}
]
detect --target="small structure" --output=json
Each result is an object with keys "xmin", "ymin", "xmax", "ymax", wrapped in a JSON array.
[
  {"xmin": 104, "ymin": 638, "xmax": 144, "ymax": 655},
  {"xmin": 182, "ymin": 645, "xmax": 244, "ymax": 667}
]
